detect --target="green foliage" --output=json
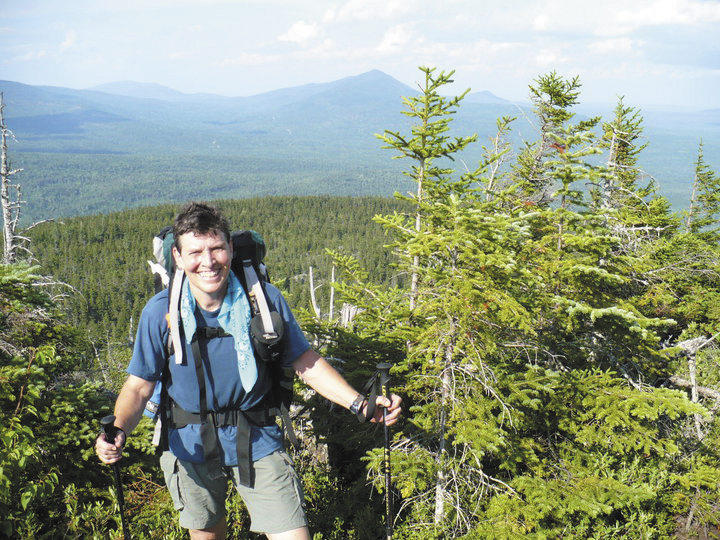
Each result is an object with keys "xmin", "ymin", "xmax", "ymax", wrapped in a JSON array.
[
  {"xmin": 320, "ymin": 67, "xmax": 720, "ymax": 539},
  {"xmin": 0, "ymin": 263, "xmax": 109, "ymax": 538},
  {"xmin": 685, "ymin": 140, "xmax": 720, "ymax": 241}
]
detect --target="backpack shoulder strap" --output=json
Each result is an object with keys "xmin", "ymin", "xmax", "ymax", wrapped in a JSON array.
[
  {"xmin": 242, "ymin": 259, "xmax": 278, "ymax": 340},
  {"xmin": 168, "ymin": 268, "xmax": 185, "ymax": 365}
]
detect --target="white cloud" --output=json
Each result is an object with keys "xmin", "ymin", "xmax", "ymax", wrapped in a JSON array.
[
  {"xmin": 60, "ymin": 30, "xmax": 77, "ymax": 51},
  {"xmin": 376, "ymin": 24, "xmax": 414, "ymax": 54},
  {"xmin": 532, "ymin": 14, "xmax": 550, "ymax": 32},
  {"xmin": 616, "ymin": 0, "xmax": 720, "ymax": 27},
  {"xmin": 323, "ymin": 0, "xmax": 413, "ymax": 23},
  {"xmin": 588, "ymin": 37, "xmax": 638, "ymax": 54},
  {"xmin": 278, "ymin": 20, "xmax": 321, "ymax": 47},
  {"xmin": 535, "ymin": 48, "xmax": 567, "ymax": 68},
  {"xmin": 507, "ymin": 0, "xmax": 720, "ymax": 40},
  {"xmin": 17, "ymin": 49, "xmax": 47, "ymax": 62}
]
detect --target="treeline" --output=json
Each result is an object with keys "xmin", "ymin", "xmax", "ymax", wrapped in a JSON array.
[{"xmin": 29, "ymin": 195, "xmax": 408, "ymax": 344}]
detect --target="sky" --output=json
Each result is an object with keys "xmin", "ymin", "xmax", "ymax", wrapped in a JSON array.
[{"xmin": 1, "ymin": 0, "xmax": 719, "ymax": 109}]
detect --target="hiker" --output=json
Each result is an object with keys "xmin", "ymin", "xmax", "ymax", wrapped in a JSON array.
[{"xmin": 95, "ymin": 201, "xmax": 402, "ymax": 540}]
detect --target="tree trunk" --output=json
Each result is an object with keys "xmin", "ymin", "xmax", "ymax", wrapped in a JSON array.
[
  {"xmin": 308, "ymin": 266, "xmax": 321, "ymax": 319},
  {"xmin": 409, "ymin": 163, "xmax": 425, "ymax": 310},
  {"xmin": 603, "ymin": 127, "xmax": 619, "ymax": 210},
  {"xmin": 328, "ymin": 265, "xmax": 335, "ymax": 321},
  {"xmin": 434, "ymin": 318, "xmax": 456, "ymax": 525},
  {"xmin": 687, "ymin": 178, "xmax": 698, "ymax": 231},
  {"xmin": 0, "ymin": 94, "xmax": 17, "ymax": 263},
  {"xmin": 687, "ymin": 352, "xmax": 703, "ymax": 438},
  {"xmin": 434, "ymin": 343, "xmax": 452, "ymax": 524}
]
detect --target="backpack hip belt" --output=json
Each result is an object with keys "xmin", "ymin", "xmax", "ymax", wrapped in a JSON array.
[{"xmin": 166, "ymin": 398, "xmax": 275, "ymax": 488}]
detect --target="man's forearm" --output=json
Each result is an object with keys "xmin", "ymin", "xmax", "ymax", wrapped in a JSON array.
[
  {"xmin": 112, "ymin": 374, "xmax": 155, "ymax": 435},
  {"xmin": 294, "ymin": 350, "xmax": 361, "ymax": 410}
]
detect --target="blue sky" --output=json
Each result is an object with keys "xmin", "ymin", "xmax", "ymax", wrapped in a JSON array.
[{"xmin": 1, "ymin": 0, "xmax": 719, "ymax": 109}]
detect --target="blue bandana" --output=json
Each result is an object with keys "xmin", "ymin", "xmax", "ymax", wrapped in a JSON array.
[{"xmin": 179, "ymin": 271, "xmax": 257, "ymax": 392}]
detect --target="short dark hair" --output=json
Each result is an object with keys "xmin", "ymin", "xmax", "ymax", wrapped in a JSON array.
[{"xmin": 172, "ymin": 201, "xmax": 231, "ymax": 252}]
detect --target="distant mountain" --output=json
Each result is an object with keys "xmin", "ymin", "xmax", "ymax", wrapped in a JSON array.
[
  {"xmin": 0, "ymin": 70, "xmax": 421, "ymax": 146},
  {"xmin": 88, "ymin": 81, "xmax": 192, "ymax": 101},
  {"xmin": 86, "ymin": 70, "xmax": 415, "ymax": 105},
  {"xmin": 0, "ymin": 71, "xmax": 718, "ymax": 223},
  {"xmin": 0, "ymin": 71, "xmax": 433, "ymax": 222},
  {"xmin": 465, "ymin": 90, "xmax": 513, "ymax": 105}
]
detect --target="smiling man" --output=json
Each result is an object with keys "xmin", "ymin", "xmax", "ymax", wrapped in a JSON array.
[{"xmin": 95, "ymin": 201, "xmax": 402, "ymax": 540}]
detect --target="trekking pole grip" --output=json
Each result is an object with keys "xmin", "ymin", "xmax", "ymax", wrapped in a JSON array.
[
  {"xmin": 101, "ymin": 414, "xmax": 119, "ymax": 442},
  {"xmin": 376, "ymin": 363, "xmax": 392, "ymax": 399}
]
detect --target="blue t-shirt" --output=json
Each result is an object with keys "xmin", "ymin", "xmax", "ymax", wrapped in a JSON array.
[{"xmin": 128, "ymin": 278, "xmax": 310, "ymax": 465}]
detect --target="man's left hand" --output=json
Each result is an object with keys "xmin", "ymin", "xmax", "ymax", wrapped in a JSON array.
[{"xmin": 367, "ymin": 394, "xmax": 402, "ymax": 426}]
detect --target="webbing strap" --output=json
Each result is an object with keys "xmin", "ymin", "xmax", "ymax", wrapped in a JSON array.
[
  {"xmin": 191, "ymin": 339, "xmax": 208, "ymax": 423},
  {"xmin": 278, "ymin": 402, "xmax": 300, "ymax": 450},
  {"xmin": 169, "ymin": 402, "xmax": 272, "ymax": 428},
  {"xmin": 359, "ymin": 372, "xmax": 380, "ymax": 423},
  {"xmin": 190, "ymin": 336, "xmax": 225, "ymax": 476},
  {"xmin": 168, "ymin": 400, "xmax": 273, "ymax": 488},
  {"xmin": 187, "ymin": 329, "xmax": 264, "ymax": 487},
  {"xmin": 199, "ymin": 421, "xmax": 223, "ymax": 477},
  {"xmin": 235, "ymin": 415, "xmax": 252, "ymax": 487},
  {"xmin": 242, "ymin": 260, "xmax": 277, "ymax": 339}
]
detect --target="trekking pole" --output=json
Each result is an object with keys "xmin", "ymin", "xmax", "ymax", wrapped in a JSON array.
[
  {"xmin": 376, "ymin": 363, "xmax": 393, "ymax": 540},
  {"xmin": 101, "ymin": 415, "xmax": 131, "ymax": 540}
]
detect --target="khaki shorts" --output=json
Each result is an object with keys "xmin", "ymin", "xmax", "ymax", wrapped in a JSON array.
[{"xmin": 160, "ymin": 450, "xmax": 307, "ymax": 534}]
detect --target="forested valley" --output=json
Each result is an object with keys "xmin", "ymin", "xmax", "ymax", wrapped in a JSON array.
[
  {"xmin": 2, "ymin": 67, "xmax": 720, "ymax": 539},
  {"xmin": 28, "ymin": 195, "xmax": 407, "ymax": 349}
]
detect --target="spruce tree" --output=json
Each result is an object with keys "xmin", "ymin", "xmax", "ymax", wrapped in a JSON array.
[
  {"xmin": 328, "ymin": 68, "xmax": 716, "ymax": 538},
  {"xmin": 597, "ymin": 97, "xmax": 676, "ymax": 244},
  {"xmin": 511, "ymin": 72, "xmax": 596, "ymax": 202}
]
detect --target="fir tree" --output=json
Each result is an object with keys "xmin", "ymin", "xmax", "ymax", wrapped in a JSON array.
[
  {"xmin": 376, "ymin": 67, "xmax": 477, "ymax": 309},
  {"xmin": 597, "ymin": 97, "xmax": 676, "ymax": 247},
  {"xmin": 685, "ymin": 140, "xmax": 720, "ymax": 242},
  {"xmin": 511, "ymin": 71, "xmax": 597, "ymax": 202}
]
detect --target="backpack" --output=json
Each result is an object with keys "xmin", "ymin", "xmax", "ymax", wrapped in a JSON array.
[{"xmin": 145, "ymin": 226, "xmax": 298, "ymax": 451}]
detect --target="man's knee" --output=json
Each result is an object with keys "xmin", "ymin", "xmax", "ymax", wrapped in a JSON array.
[
  {"xmin": 266, "ymin": 525, "xmax": 311, "ymax": 540},
  {"xmin": 189, "ymin": 516, "xmax": 227, "ymax": 540}
]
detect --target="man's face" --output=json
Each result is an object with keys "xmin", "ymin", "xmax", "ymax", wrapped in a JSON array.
[{"xmin": 172, "ymin": 230, "xmax": 233, "ymax": 310}]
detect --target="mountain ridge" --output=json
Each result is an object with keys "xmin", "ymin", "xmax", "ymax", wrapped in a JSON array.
[{"xmin": 0, "ymin": 71, "xmax": 718, "ymax": 223}]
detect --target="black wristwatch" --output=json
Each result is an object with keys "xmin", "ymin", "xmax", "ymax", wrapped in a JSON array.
[{"xmin": 349, "ymin": 393, "xmax": 367, "ymax": 422}]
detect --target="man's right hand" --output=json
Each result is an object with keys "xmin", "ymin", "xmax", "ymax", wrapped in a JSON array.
[
  {"xmin": 95, "ymin": 374, "xmax": 156, "ymax": 464},
  {"xmin": 95, "ymin": 429, "xmax": 126, "ymax": 465}
]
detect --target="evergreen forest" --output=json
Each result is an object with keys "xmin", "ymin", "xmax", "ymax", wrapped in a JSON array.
[{"xmin": 2, "ymin": 67, "xmax": 720, "ymax": 539}]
